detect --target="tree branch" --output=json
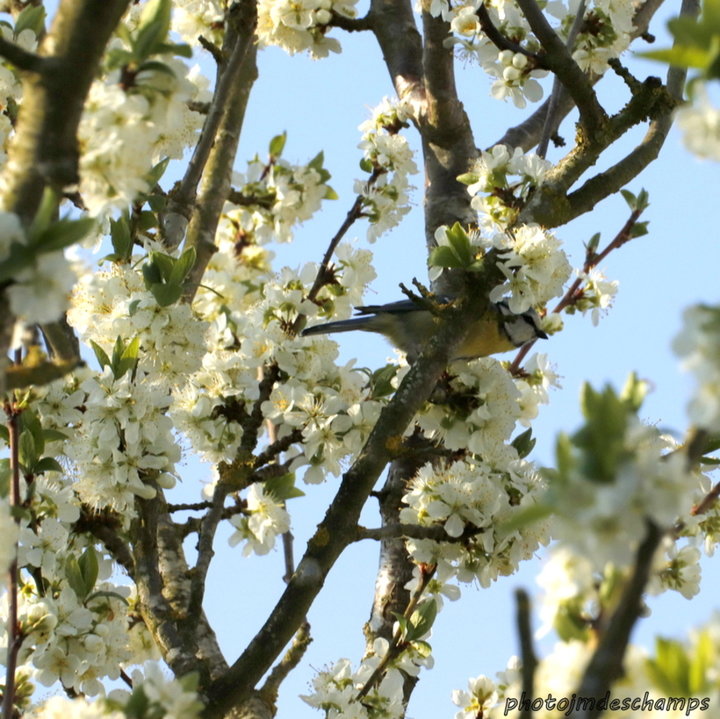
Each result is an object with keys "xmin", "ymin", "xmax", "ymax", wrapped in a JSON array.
[
  {"xmin": 167, "ymin": 0, "xmax": 258, "ymax": 294},
  {"xmin": 476, "ymin": 4, "xmax": 540, "ymax": 61},
  {"xmin": 495, "ymin": 0, "xmax": 666, "ymax": 153},
  {"xmin": 1, "ymin": 0, "xmax": 133, "ymax": 221},
  {"xmin": 0, "ymin": 35, "xmax": 44, "ymax": 72},
  {"xmin": 572, "ymin": 522, "xmax": 664, "ymax": 718},
  {"xmin": 515, "ymin": 0, "xmax": 606, "ymax": 140},
  {"xmin": 202, "ymin": 278, "xmax": 500, "ymax": 716}
]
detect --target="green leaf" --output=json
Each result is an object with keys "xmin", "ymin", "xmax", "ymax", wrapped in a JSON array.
[
  {"xmin": 65, "ymin": 556, "xmax": 89, "ymax": 600},
  {"xmin": 124, "ymin": 686, "xmax": 151, "ymax": 719},
  {"xmin": 456, "ymin": 172, "xmax": 479, "ymax": 185},
  {"xmin": 136, "ymin": 59, "xmax": 177, "ymax": 80},
  {"xmin": 499, "ymin": 501, "xmax": 554, "ymax": 534},
  {"xmin": 78, "ymin": 546, "xmax": 99, "ymax": 594},
  {"xmin": 142, "ymin": 258, "xmax": 162, "ymax": 286},
  {"xmin": 146, "ymin": 157, "xmax": 170, "ymax": 186},
  {"xmin": 406, "ymin": 599, "xmax": 437, "ymax": 641},
  {"xmin": 429, "ymin": 245, "xmax": 465, "ymax": 269},
  {"xmin": 619, "ymin": 372, "xmax": 649, "ymax": 412},
  {"xmin": 110, "ymin": 216, "xmax": 133, "ymax": 262},
  {"xmin": 135, "ymin": 0, "xmax": 172, "ymax": 61},
  {"xmin": 620, "ymin": 188, "xmax": 636, "ymax": 208},
  {"xmin": 156, "ymin": 41, "xmax": 193, "ymax": 58},
  {"xmin": 14, "ymin": 4, "xmax": 45, "ymax": 37},
  {"xmin": 29, "ymin": 186, "xmax": 59, "ymax": 239},
  {"xmin": 150, "ymin": 252, "xmax": 175, "ymax": 282},
  {"xmin": 0, "ymin": 425, "xmax": 8, "ymax": 444},
  {"xmin": 90, "ymin": 340, "xmax": 111, "ymax": 370},
  {"xmin": 511, "ymin": 428, "xmax": 536, "ymax": 458},
  {"xmin": 169, "ymin": 247, "xmax": 197, "ymax": 286},
  {"xmin": 640, "ymin": 45, "xmax": 713, "ymax": 72},
  {"xmin": 264, "ymin": 473, "xmax": 305, "ymax": 501},
  {"xmin": 630, "ymin": 221, "xmax": 649, "ymax": 238},
  {"xmin": 586, "ymin": 233, "xmax": 601, "ymax": 255},
  {"xmin": 359, "ymin": 157, "xmax": 374, "ymax": 173},
  {"xmin": 35, "ymin": 217, "xmax": 95, "ymax": 252},
  {"xmin": 85, "ymin": 590, "xmax": 130, "ymax": 606},
  {"xmin": 444, "ymin": 222, "xmax": 474, "ymax": 267},
  {"xmin": 19, "ymin": 429, "xmax": 38, "ymax": 470},
  {"xmin": 117, "ymin": 336, "xmax": 141, "ymax": 380},
  {"xmin": 34, "ymin": 457, "xmax": 63, "ymax": 475},
  {"xmin": 370, "ymin": 364, "xmax": 398, "ymax": 399},
  {"xmin": 149, "ymin": 282, "xmax": 183, "ymax": 307},
  {"xmin": 42, "ymin": 428, "xmax": 68, "ymax": 443},
  {"xmin": 269, "ymin": 132, "xmax": 287, "ymax": 158}
]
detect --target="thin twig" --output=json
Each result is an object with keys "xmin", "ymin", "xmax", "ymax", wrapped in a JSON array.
[
  {"xmin": 303, "ymin": 167, "xmax": 382, "ymax": 309},
  {"xmin": 2, "ymin": 400, "xmax": 22, "ymax": 719},
  {"xmin": 476, "ymin": 4, "xmax": 540, "ymax": 61},
  {"xmin": 515, "ymin": 589, "xmax": 538, "ymax": 719},
  {"xmin": 537, "ymin": 0, "xmax": 586, "ymax": 158},
  {"xmin": 261, "ymin": 621, "xmax": 312, "ymax": 700},
  {"xmin": 356, "ymin": 564, "xmax": 437, "ymax": 700},
  {"xmin": 509, "ymin": 203, "xmax": 645, "ymax": 372}
]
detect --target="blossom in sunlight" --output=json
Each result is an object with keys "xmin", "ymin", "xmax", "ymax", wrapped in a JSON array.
[
  {"xmin": 27, "ymin": 696, "xmax": 124, "ymax": 719},
  {"xmin": 228, "ymin": 484, "xmax": 291, "ymax": 555},
  {"xmin": 7, "ymin": 251, "xmax": 77, "ymax": 324},
  {"xmin": 356, "ymin": 97, "xmax": 418, "ymax": 241},
  {"xmin": 257, "ymin": 0, "xmax": 358, "ymax": 58},
  {"xmin": 452, "ymin": 674, "xmax": 499, "ymax": 719},
  {"xmin": 489, "ymin": 224, "xmax": 572, "ymax": 313}
]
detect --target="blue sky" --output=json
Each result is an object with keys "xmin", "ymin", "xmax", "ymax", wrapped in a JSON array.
[{"xmin": 186, "ymin": 8, "xmax": 720, "ymax": 718}]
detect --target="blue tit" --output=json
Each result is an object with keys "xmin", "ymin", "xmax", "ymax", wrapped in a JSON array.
[{"xmin": 301, "ymin": 298, "xmax": 547, "ymax": 362}]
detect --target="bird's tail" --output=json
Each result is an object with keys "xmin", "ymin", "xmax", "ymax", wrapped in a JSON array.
[{"xmin": 301, "ymin": 317, "xmax": 372, "ymax": 337}]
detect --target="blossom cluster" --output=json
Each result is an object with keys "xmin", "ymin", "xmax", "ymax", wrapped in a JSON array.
[
  {"xmin": 222, "ymin": 147, "xmax": 335, "ymax": 245},
  {"xmin": 401, "ymin": 455, "xmax": 551, "ymax": 590},
  {"xmin": 302, "ymin": 638, "xmax": 432, "ymax": 719},
  {"xmin": 355, "ymin": 98, "xmax": 419, "ymax": 241},
  {"xmin": 0, "ymin": 462, "xmax": 158, "ymax": 696},
  {"xmin": 435, "ymin": 0, "xmax": 633, "ymax": 107},
  {"xmin": 28, "ymin": 661, "xmax": 202, "ymax": 718},
  {"xmin": 466, "ymin": 144, "xmax": 551, "ymax": 227},
  {"xmin": 551, "ymin": 415, "xmax": 700, "ymax": 571},
  {"xmin": 676, "ymin": 89, "xmax": 720, "ymax": 162},
  {"xmin": 79, "ymin": 54, "xmax": 208, "ymax": 218},
  {"xmin": 171, "ymin": 0, "xmax": 227, "ymax": 46},
  {"xmin": 256, "ymin": 0, "xmax": 358, "ymax": 57}
]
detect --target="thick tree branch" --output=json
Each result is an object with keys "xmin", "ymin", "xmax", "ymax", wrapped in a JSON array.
[
  {"xmin": 369, "ymin": 0, "xmax": 425, "ymax": 110},
  {"xmin": 133, "ymin": 489, "xmax": 228, "ymax": 688},
  {"xmin": 164, "ymin": 1, "xmax": 257, "ymax": 254}
]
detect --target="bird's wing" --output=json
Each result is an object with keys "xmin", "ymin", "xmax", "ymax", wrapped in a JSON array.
[{"xmin": 354, "ymin": 300, "xmax": 424, "ymax": 316}]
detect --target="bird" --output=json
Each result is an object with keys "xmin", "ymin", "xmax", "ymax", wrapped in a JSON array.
[{"xmin": 301, "ymin": 298, "xmax": 547, "ymax": 362}]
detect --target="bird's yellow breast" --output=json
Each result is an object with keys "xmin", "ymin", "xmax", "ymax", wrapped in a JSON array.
[{"xmin": 454, "ymin": 314, "xmax": 517, "ymax": 359}]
